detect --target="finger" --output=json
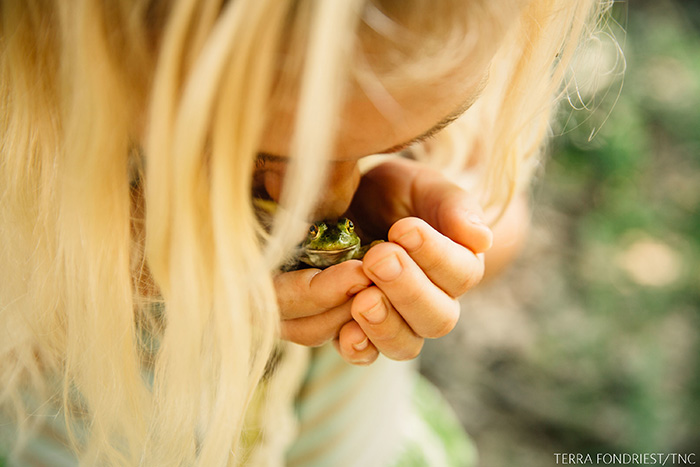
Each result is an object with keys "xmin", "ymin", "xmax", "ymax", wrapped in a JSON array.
[
  {"xmin": 362, "ymin": 243, "xmax": 461, "ymax": 338},
  {"xmin": 388, "ymin": 217, "xmax": 486, "ymax": 297},
  {"xmin": 351, "ymin": 159, "xmax": 493, "ymax": 253},
  {"xmin": 351, "ymin": 286, "xmax": 425, "ymax": 361},
  {"xmin": 335, "ymin": 320, "xmax": 379, "ymax": 366},
  {"xmin": 281, "ymin": 300, "xmax": 353, "ymax": 347},
  {"xmin": 274, "ymin": 260, "xmax": 371, "ymax": 320},
  {"xmin": 410, "ymin": 169, "xmax": 493, "ymax": 254}
]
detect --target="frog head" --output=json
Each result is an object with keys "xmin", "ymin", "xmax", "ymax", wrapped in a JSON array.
[{"xmin": 299, "ymin": 218, "xmax": 361, "ymax": 268}]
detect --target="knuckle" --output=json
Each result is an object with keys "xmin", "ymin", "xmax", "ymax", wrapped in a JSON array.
[
  {"xmin": 452, "ymin": 279, "xmax": 472, "ymax": 298},
  {"xmin": 398, "ymin": 282, "xmax": 426, "ymax": 306},
  {"xmin": 390, "ymin": 339, "xmax": 424, "ymax": 361},
  {"xmin": 453, "ymin": 260, "xmax": 484, "ymax": 296},
  {"xmin": 425, "ymin": 301, "xmax": 460, "ymax": 338},
  {"xmin": 421, "ymin": 249, "xmax": 448, "ymax": 275}
]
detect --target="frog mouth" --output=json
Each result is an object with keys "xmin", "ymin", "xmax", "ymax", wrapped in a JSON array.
[
  {"xmin": 299, "ymin": 244, "xmax": 361, "ymax": 268},
  {"xmin": 304, "ymin": 245, "xmax": 356, "ymax": 255}
]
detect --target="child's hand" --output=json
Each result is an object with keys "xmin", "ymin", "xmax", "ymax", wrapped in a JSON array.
[
  {"xmin": 275, "ymin": 260, "xmax": 371, "ymax": 347},
  {"xmin": 275, "ymin": 158, "xmax": 492, "ymax": 367},
  {"xmin": 334, "ymin": 158, "xmax": 493, "ymax": 365}
]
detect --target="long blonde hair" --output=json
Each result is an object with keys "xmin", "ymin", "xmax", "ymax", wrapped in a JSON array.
[{"xmin": 1, "ymin": 0, "xmax": 611, "ymax": 464}]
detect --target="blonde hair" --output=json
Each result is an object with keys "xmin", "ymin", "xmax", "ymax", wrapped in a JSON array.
[
  {"xmin": 0, "ymin": 0, "xmax": 611, "ymax": 464},
  {"xmin": 413, "ymin": 0, "xmax": 616, "ymax": 220}
]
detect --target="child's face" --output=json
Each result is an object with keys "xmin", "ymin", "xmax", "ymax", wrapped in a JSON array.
[{"xmin": 254, "ymin": 55, "xmax": 492, "ymax": 220}]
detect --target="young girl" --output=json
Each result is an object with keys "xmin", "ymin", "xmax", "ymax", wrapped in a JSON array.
[{"xmin": 0, "ymin": 0, "xmax": 611, "ymax": 465}]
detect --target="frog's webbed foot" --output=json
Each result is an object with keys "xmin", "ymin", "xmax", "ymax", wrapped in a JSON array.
[{"xmin": 354, "ymin": 240, "xmax": 384, "ymax": 260}]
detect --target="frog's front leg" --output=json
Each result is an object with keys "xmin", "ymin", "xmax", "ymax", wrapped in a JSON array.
[{"xmin": 353, "ymin": 240, "xmax": 384, "ymax": 260}]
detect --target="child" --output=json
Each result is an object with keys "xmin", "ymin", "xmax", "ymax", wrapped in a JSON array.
[{"xmin": 0, "ymin": 0, "xmax": 611, "ymax": 465}]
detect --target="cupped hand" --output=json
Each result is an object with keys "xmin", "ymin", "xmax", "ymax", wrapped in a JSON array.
[
  {"xmin": 275, "ymin": 158, "xmax": 493, "ymax": 366},
  {"xmin": 275, "ymin": 259, "xmax": 371, "ymax": 348},
  {"xmin": 333, "ymin": 158, "xmax": 493, "ymax": 365}
]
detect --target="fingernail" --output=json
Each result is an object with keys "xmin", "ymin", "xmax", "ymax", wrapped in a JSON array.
[
  {"xmin": 352, "ymin": 337, "xmax": 369, "ymax": 352},
  {"xmin": 347, "ymin": 284, "xmax": 368, "ymax": 296},
  {"xmin": 396, "ymin": 228, "xmax": 423, "ymax": 252},
  {"xmin": 368, "ymin": 254, "xmax": 402, "ymax": 282},
  {"xmin": 360, "ymin": 299, "xmax": 388, "ymax": 325}
]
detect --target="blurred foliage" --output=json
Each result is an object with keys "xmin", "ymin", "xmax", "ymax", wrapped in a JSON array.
[
  {"xmin": 548, "ymin": 1, "xmax": 700, "ymax": 452},
  {"xmin": 423, "ymin": 1, "xmax": 700, "ymax": 465}
]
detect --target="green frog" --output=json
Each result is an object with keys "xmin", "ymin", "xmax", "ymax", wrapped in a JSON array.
[
  {"xmin": 299, "ymin": 218, "xmax": 380, "ymax": 269},
  {"xmin": 252, "ymin": 199, "xmax": 380, "ymax": 269}
]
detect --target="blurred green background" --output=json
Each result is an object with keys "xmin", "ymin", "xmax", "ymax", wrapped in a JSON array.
[{"xmin": 422, "ymin": 1, "xmax": 700, "ymax": 465}]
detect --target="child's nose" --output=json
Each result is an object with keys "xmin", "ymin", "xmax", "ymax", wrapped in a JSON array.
[{"xmin": 311, "ymin": 160, "xmax": 361, "ymax": 220}]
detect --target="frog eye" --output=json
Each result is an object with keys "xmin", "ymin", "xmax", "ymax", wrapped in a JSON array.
[
  {"xmin": 344, "ymin": 219, "xmax": 354, "ymax": 232},
  {"xmin": 308, "ymin": 224, "xmax": 320, "ymax": 239}
]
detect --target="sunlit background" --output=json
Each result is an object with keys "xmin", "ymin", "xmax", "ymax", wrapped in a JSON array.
[{"xmin": 422, "ymin": 1, "xmax": 700, "ymax": 465}]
